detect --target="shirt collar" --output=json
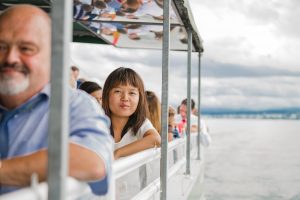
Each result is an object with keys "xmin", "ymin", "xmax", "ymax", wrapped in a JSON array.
[{"xmin": 0, "ymin": 83, "xmax": 50, "ymax": 113}]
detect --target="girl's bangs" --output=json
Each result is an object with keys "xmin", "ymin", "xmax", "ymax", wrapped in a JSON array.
[{"xmin": 112, "ymin": 71, "xmax": 141, "ymax": 89}]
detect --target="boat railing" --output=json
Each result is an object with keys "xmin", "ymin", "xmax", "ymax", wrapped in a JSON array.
[{"xmin": 0, "ymin": 134, "xmax": 200, "ymax": 200}]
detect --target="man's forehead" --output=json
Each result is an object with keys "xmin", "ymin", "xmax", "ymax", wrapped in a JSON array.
[
  {"xmin": 0, "ymin": 6, "xmax": 50, "ymax": 30},
  {"xmin": 0, "ymin": 16, "xmax": 49, "ymax": 43}
]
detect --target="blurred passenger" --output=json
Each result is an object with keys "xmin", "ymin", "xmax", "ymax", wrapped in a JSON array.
[
  {"xmin": 121, "ymin": 0, "xmax": 141, "ymax": 14},
  {"xmin": 102, "ymin": 67, "xmax": 161, "ymax": 159},
  {"xmin": 71, "ymin": 65, "xmax": 80, "ymax": 80},
  {"xmin": 168, "ymin": 106, "xmax": 180, "ymax": 140},
  {"xmin": 79, "ymin": 81, "xmax": 103, "ymax": 105},
  {"xmin": 126, "ymin": 25, "xmax": 163, "ymax": 41},
  {"xmin": 71, "ymin": 65, "xmax": 81, "ymax": 88},
  {"xmin": 0, "ymin": 5, "xmax": 113, "ymax": 195},
  {"xmin": 175, "ymin": 98, "xmax": 198, "ymax": 133},
  {"xmin": 89, "ymin": 0, "xmax": 116, "ymax": 19},
  {"xmin": 73, "ymin": 2, "xmax": 93, "ymax": 20},
  {"xmin": 104, "ymin": 0, "xmax": 122, "ymax": 13},
  {"xmin": 198, "ymin": 116, "xmax": 211, "ymax": 147},
  {"xmin": 69, "ymin": 68, "xmax": 77, "ymax": 89},
  {"xmin": 175, "ymin": 98, "xmax": 211, "ymax": 146},
  {"xmin": 77, "ymin": 77, "xmax": 86, "ymax": 85},
  {"xmin": 146, "ymin": 90, "xmax": 161, "ymax": 134}
]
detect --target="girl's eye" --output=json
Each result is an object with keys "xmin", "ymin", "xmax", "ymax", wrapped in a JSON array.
[
  {"xmin": 113, "ymin": 89, "xmax": 121, "ymax": 93},
  {"xmin": 129, "ymin": 91, "xmax": 137, "ymax": 96}
]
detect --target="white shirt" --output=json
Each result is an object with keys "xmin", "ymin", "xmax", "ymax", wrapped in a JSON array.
[
  {"xmin": 91, "ymin": 5, "xmax": 115, "ymax": 15},
  {"xmin": 175, "ymin": 114, "xmax": 211, "ymax": 147},
  {"xmin": 114, "ymin": 118, "xmax": 154, "ymax": 150},
  {"xmin": 175, "ymin": 114, "xmax": 197, "ymax": 125},
  {"xmin": 199, "ymin": 118, "xmax": 211, "ymax": 147}
]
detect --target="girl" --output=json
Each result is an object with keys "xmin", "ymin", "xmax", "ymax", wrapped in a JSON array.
[
  {"xmin": 102, "ymin": 67, "xmax": 161, "ymax": 159},
  {"xmin": 146, "ymin": 90, "xmax": 161, "ymax": 134},
  {"xmin": 79, "ymin": 81, "xmax": 103, "ymax": 105}
]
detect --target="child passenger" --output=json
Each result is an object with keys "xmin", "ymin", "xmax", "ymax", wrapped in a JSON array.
[
  {"xmin": 102, "ymin": 67, "xmax": 161, "ymax": 159},
  {"xmin": 146, "ymin": 90, "xmax": 161, "ymax": 134},
  {"xmin": 168, "ymin": 106, "xmax": 180, "ymax": 141}
]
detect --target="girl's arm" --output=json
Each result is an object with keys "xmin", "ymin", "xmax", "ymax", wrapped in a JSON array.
[{"xmin": 114, "ymin": 129, "xmax": 161, "ymax": 159}]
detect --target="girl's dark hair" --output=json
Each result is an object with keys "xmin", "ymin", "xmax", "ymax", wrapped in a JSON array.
[
  {"xmin": 79, "ymin": 81, "xmax": 102, "ymax": 94},
  {"xmin": 102, "ymin": 67, "xmax": 149, "ymax": 138}
]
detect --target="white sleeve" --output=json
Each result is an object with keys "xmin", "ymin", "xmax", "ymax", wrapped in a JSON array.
[
  {"xmin": 136, "ymin": 118, "xmax": 155, "ymax": 139},
  {"xmin": 191, "ymin": 115, "xmax": 198, "ymax": 126},
  {"xmin": 200, "ymin": 119, "xmax": 211, "ymax": 147}
]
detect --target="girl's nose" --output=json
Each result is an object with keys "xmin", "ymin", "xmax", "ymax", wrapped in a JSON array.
[{"xmin": 121, "ymin": 92, "xmax": 129, "ymax": 101}]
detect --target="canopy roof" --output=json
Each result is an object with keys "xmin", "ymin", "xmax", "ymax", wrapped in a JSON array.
[{"xmin": 0, "ymin": 0, "xmax": 203, "ymax": 52}]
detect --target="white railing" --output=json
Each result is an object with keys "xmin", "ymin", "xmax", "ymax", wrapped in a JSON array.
[
  {"xmin": 0, "ymin": 177, "xmax": 91, "ymax": 200},
  {"xmin": 0, "ymin": 134, "xmax": 200, "ymax": 200}
]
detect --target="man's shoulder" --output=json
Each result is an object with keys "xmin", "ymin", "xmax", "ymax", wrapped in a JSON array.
[
  {"xmin": 69, "ymin": 88, "xmax": 105, "ymax": 115},
  {"xmin": 69, "ymin": 88, "xmax": 93, "ymax": 104}
]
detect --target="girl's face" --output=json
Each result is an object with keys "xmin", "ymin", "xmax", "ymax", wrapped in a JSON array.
[{"xmin": 109, "ymin": 84, "xmax": 139, "ymax": 118}]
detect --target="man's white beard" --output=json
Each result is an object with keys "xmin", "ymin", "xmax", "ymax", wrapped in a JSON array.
[{"xmin": 0, "ymin": 75, "xmax": 29, "ymax": 95}]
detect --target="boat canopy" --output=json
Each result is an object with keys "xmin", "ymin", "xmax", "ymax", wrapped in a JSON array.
[{"xmin": 0, "ymin": 0, "xmax": 203, "ymax": 52}]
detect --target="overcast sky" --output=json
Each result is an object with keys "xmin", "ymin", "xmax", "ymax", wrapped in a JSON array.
[{"xmin": 71, "ymin": 0, "xmax": 300, "ymax": 111}]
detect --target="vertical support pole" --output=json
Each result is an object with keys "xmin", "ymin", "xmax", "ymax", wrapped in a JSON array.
[
  {"xmin": 197, "ymin": 52, "xmax": 202, "ymax": 160},
  {"xmin": 160, "ymin": 0, "xmax": 170, "ymax": 199},
  {"xmin": 186, "ymin": 27, "xmax": 192, "ymax": 175},
  {"xmin": 48, "ymin": 1, "xmax": 72, "ymax": 200}
]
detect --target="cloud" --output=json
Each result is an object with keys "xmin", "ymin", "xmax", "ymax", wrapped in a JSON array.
[
  {"xmin": 190, "ymin": 0, "xmax": 300, "ymax": 71},
  {"xmin": 202, "ymin": 76, "xmax": 300, "ymax": 110},
  {"xmin": 202, "ymin": 59, "xmax": 300, "ymax": 78}
]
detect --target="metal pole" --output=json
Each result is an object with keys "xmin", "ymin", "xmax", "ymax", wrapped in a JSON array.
[
  {"xmin": 48, "ymin": 1, "xmax": 72, "ymax": 199},
  {"xmin": 197, "ymin": 52, "xmax": 202, "ymax": 160},
  {"xmin": 160, "ymin": 0, "xmax": 170, "ymax": 199},
  {"xmin": 186, "ymin": 27, "xmax": 192, "ymax": 175}
]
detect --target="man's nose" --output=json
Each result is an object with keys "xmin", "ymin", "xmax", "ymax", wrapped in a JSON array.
[{"xmin": 6, "ymin": 47, "xmax": 20, "ymax": 64}]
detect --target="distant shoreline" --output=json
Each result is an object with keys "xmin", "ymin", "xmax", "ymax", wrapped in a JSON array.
[
  {"xmin": 200, "ymin": 108, "xmax": 300, "ymax": 120},
  {"xmin": 202, "ymin": 114, "xmax": 300, "ymax": 120}
]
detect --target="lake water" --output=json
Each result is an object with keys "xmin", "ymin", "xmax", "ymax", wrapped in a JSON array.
[{"xmin": 191, "ymin": 118, "xmax": 300, "ymax": 200}]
